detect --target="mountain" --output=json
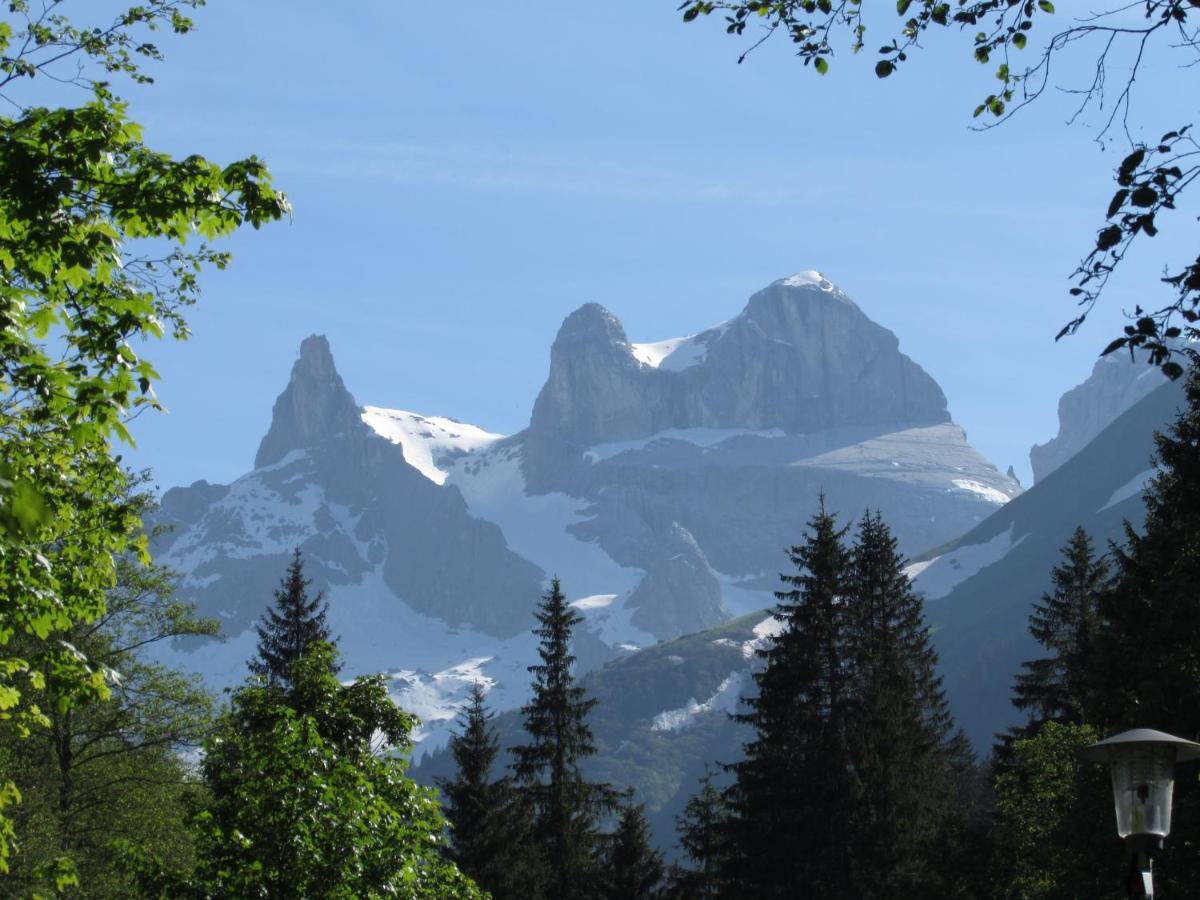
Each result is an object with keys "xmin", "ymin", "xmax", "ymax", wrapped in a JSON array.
[
  {"xmin": 919, "ymin": 377, "xmax": 1185, "ymax": 748},
  {"xmin": 1029, "ymin": 353, "xmax": 1165, "ymax": 482},
  {"xmin": 413, "ymin": 371, "xmax": 1187, "ymax": 856},
  {"xmin": 149, "ymin": 273, "xmax": 1020, "ymax": 753}
]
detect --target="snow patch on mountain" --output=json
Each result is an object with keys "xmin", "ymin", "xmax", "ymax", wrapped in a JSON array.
[
  {"xmin": 386, "ymin": 657, "xmax": 498, "ymax": 749},
  {"xmin": 779, "ymin": 270, "xmax": 836, "ymax": 290},
  {"xmin": 951, "ymin": 478, "xmax": 1012, "ymax": 505},
  {"xmin": 584, "ymin": 427, "xmax": 787, "ymax": 464},
  {"xmin": 1099, "ymin": 467, "xmax": 1157, "ymax": 512},
  {"xmin": 630, "ymin": 336, "xmax": 692, "ymax": 369},
  {"xmin": 741, "ymin": 614, "xmax": 785, "ymax": 659},
  {"xmin": 449, "ymin": 447, "xmax": 641, "ymax": 597},
  {"xmin": 166, "ymin": 458, "xmax": 324, "ymax": 574},
  {"xmin": 362, "ymin": 407, "xmax": 503, "ymax": 484},
  {"xmin": 445, "ymin": 444, "xmax": 654, "ymax": 648},
  {"xmin": 909, "ymin": 525, "xmax": 1025, "ymax": 601},
  {"xmin": 651, "ymin": 671, "xmax": 747, "ymax": 732}
]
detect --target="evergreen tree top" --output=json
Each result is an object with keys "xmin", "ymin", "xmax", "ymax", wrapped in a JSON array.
[{"xmin": 249, "ymin": 547, "xmax": 338, "ymax": 690}]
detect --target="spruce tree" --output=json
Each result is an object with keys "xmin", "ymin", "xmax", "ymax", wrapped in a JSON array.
[
  {"xmin": 600, "ymin": 798, "xmax": 664, "ymax": 900},
  {"xmin": 669, "ymin": 768, "xmax": 731, "ymax": 900},
  {"xmin": 1091, "ymin": 364, "xmax": 1200, "ymax": 893},
  {"xmin": 1011, "ymin": 526, "xmax": 1108, "ymax": 728},
  {"xmin": 843, "ymin": 511, "xmax": 960, "ymax": 899},
  {"xmin": 512, "ymin": 577, "xmax": 614, "ymax": 900},
  {"xmin": 440, "ymin": 683, "xmax": 533, "ymax": 899},
  {"xmin": 249, "ymin": 547, "xmax": 336, "ymax": 688},
  {"xmin": 724, "ymin": 499, "xmax": 853, "ymax": 898}
]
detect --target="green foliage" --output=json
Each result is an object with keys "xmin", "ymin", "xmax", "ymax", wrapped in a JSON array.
[
  {"xmin": 136, "ymin": 643, "xmax": 482, "ymax": 899},
  {"xmin": 1011, "ymin": 526, "xmax": 1108, "ymax": 729},
  {"xmin": 1, "ymin": 501, "xmax": 218, "ymax": 897},
  {"xmin": 441, "ymin": 682, "xmax": 536, "ymax": 899},
  {"xmin": 724, "ymin": 499, "xmax": 854, "ymax": 897},
  {"xmin": 513, "ymin": 577, "xmax": 615, "ymax": 899},
  {"xmin": 991, "ymin": 722, "xmax": 1115, "ymax": 900},
  {"xmin": 668, "ymin": 768, "xmax": 730, "ymax": 899},
  {"xmin": 678, "ymin": 0, "xmax": 1200, "ymax": 375},
  {"xmin": 249, "ymin": 547, "xmax": 337, "ymax": 690},
  {"xmin": 718, "ymin": 506, "xmax": 969, "ymax": 897},
  {"xmin": 843, "ymin": 511, "xmax": 963, "ymax": 899},
  {"xmin": 599, "ymin": 798, "xmax": 664, "ymax": 900},
  {"xmin": 0, "ymin": 1, "xmax": 286, "ymax": 872},
  {"xmin": 1087, "ymin": 362, "xmax": 1200, "ymax": 893}
]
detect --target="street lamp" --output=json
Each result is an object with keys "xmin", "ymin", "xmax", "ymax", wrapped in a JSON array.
[{"xmin": 1077, "ymin": 728, "xmax": 1200, "ymax": 899}]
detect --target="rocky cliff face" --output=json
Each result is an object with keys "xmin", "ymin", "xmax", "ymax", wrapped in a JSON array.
[
  {"xmin": 1030, "ymin": 354, "xmax": 1165, "ymax": 482},
  {"xmin": 154, "ymin": 338, "xmax": 545, "ymax": 641},
  {"xmin": 526, "ymin": 273, "xmax": 949, "ymax": 480},
  {"xmin": 254, "ymin": 335, "xmax": 368, "ymax": 469}
]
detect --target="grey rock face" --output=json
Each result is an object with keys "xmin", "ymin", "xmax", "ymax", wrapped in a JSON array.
[
  {"xmin": 526, "ymin": 276, "xmax": 949, "ymax": 485},
  {"xmin": 254, "ymin": 334, "xmax": 368, "ymax": 469},
  {"xmin": 154, "ymin": 337, "xmax": 546, "ymax": 642},
  {"xmin": 1030, "ymin": 354, "xmax": 1165, "ymax": 482}
]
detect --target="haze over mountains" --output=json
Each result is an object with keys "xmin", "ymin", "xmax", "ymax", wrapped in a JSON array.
[
  {"xmin": 150, "ymin": 271, "xmax": 1172, "ymax": 765},
  {"xmin": 152, "ymin": 272, "xmax": 1027, "ymax": 750}
]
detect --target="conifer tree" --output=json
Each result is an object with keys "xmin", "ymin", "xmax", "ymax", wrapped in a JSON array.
[
  {"xmin": 843, "ymin": 511, "xmax": 959, "ymax": 899},
  {"xmin": 440, "ymin": 683, "xmax": 534, "ymax": 899},
  {"xmin": 1090, "ymin": 364, "xmax": 1200, "ymax": 893},
  {"xmin": 512, "ymin": 577, "xmax": 614, "ymax": 899},
  {"xmin": 600, "ymin": 798, "xmax": 664, "ymax": 900},
  {"xmin": 669, "ymin": 768, "xmax": 730, "ymax": 900},
  {"xmin": 1011, "ymin": 526, "xmax": 1109, "ymax": 729},
  {"xmin": 249, "ymin": 547, "xmax": 336, "ymax": 688},
  {"xmin": 724, "ymin": 500, "xmax": 853, "ymax": 898}
]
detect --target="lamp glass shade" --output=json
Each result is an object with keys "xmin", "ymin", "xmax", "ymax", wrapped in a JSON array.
[{"xmin": 1109, "ymin": 742, "xmax": 1177, "ymax": 839}]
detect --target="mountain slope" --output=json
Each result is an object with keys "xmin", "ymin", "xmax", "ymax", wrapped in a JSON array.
[{"xmin": 919, "ymin": 378, "xmax": 1185, "ymax": 748}]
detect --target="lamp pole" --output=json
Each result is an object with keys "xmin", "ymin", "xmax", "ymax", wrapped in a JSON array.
[{"xmin": 1077, "ymin": 728, "xmax": 1200, "ymax": 900}]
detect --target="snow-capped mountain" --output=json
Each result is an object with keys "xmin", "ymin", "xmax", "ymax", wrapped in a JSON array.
[
  {"xmin": 151, "ymin": 273, "xmax": 1021, "ymax": 754},
  {"xmin": 412, "ymin": 365, "xmax": 1188, "ymax": 853}
]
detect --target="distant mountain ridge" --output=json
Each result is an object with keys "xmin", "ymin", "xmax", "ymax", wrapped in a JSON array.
[{"xmin": 150, "ymin": 272, "xmax": 1020, "ymax": 753}]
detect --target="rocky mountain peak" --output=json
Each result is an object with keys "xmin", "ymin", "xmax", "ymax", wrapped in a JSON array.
[
  {"xmin": 526, "ymin": 273, "xmax": 950, "ymax": 460},
  {"xmin": 556, "ymin": 302, "xmax": 630, "ymax": 347},
  {"xmin": 254, "ymin": 334, "xmax": 366, "ymax": 469}
]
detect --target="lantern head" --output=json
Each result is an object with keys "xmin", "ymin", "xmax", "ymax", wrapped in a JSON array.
[{"xmin": 1077, "ymin": 728, "xmax": 1200, "ymax": 840}]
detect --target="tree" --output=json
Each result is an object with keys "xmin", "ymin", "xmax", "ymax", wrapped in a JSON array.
[
  {"xmin": 843, "ymin": 511, "xmax": 961, "ymax": 899},
  {"xmin": 668, "ymin": 768, "xmax": 731, "ymax": 900},
  {"xmin": 3, "ymin": 543, "xmax": 217, "ymax": 897},
  {"xmin": 512, "ymin": 577, "xmax": 615, "ymax": 899},
  {"xmin": 249, "ymin": 547, "xmax": 337, "ymax": 689},
  {"xmin": 1011, "ymin": 526, "xmax": 1109, "ymax": 729},
  {"xmin": 723, "ymin": 499, "xmax": 853, "ymax": 897},
  {"xmin": 600, "ymin": 797, "xmax": 664, "ymax": 900},
  {"xmin": 991, "ymin": 722, "xmax": 1117, "ymax": 900},
  {"xmin": 132, "ymin": 642, "xmax": 483, "ymax": 899},
  {"xmin": 439, "ymin": 682, "xmax": 535, "ymax": 899},
  {"xmin": 678, "ymin": 0, "xmax": 1200, "ymax": 376},
  {"xmin": 1088, "ymin": 362, "xmax": 1200, "ymax": 893},
  {"xmin": 0, "ymin": 1, "xmax": 287, "ymax": 870}
]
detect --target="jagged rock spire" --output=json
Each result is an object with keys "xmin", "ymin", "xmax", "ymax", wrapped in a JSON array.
[{"xmin": 254, "ymin": 335, "xmax": 365, "ymax": 469}]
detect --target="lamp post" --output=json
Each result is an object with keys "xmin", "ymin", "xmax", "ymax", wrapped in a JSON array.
[{"xmin": 1077, "ymin": 728, "xmax": 1200, "ymax": 899}]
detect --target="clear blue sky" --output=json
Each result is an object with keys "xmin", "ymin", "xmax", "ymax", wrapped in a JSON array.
[{"xmin": 106, "ymin": 1, "xmax": 1192, "ymax": 490}]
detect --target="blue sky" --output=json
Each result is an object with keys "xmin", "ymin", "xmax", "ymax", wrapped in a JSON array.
[{"xmin": 99, "ymin": 1, "xmax": 1193, "ymax": 490}]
